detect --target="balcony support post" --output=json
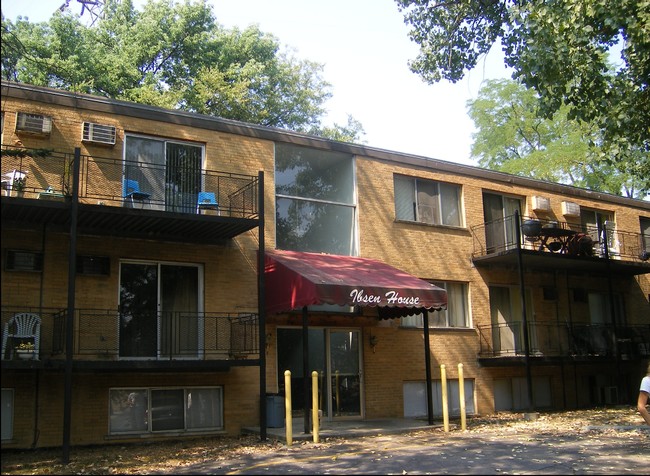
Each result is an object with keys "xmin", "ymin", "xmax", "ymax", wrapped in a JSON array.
[
  {"xmin": 257, "ymin": 171, "xmax": 267, "ymax": 441},
  {"xmin": 423, "ymin": 311, "xmax": 434, "ymax": 425},
  {"xmin": 62, "ymin": 148, "xmax": 80, "ymax": 464},
  {"xmin": 515, "ymin": 210, "xmax": 535, "ymax": 413}
]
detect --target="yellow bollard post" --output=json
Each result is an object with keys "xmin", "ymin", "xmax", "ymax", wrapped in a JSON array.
[
  {"xmin": 458, "ymin": 363, "xmax": 466, "ymax": 431},
  {"xmin": 441, "ymin": 364, "xmax": 449, "ymax": 432},
  {"xmin": 312, "ymin": 370, "xmax": 319, "ymax": 443},
  {"xmin": 284, "ymin": 370, "xmax": 292, "ymax": 446}
]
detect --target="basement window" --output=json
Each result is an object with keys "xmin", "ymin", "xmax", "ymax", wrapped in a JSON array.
[{"xmin": 4, "ymin": 250, "xmax": 43, "ymax": 272}]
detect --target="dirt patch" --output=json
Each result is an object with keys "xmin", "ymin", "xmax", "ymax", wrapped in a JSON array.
[{"xmin": 1, "ymin": 407, "xmax": 646, "ymax": 475}]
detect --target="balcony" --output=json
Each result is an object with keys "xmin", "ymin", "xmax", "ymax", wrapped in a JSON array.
[
  {"xmin": 1, "ymin": 307, "xmax": 259, "ymax": 371},
  {"xmin": 1, "ymin": 145, "xmax": 260, "ymax": 243},
  {"xmin": 471, "ymin": 215, "xmax": 650, "ymax": 275},
  {"xmin": 477, "ymin": 321, "xmax": 650, "ymax": 362}
]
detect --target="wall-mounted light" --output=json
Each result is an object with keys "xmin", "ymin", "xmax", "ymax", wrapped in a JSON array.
[{"xmin": 369, "ymin": 334, "xmax": 378, "ymax": 353}]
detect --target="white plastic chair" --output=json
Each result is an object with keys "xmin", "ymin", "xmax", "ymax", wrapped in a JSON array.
[
  {"xmin": 1, "ymin": 313, "xmax": 41, "ymax": 360},
  {"xmin": 2, "ymin": 170, "xmax": 27, "ymax": 196}
]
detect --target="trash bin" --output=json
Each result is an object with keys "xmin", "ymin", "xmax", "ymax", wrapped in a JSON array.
[{"xmin": 266, "ymin": 394, "xmax": 285, "ymax": 428}]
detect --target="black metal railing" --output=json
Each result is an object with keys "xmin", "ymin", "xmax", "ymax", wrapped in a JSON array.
[
  {"xmin": 478, "ymin": 321, "xmax": 650, "ymax": 359},
  {"xmin": 1, "ymin": 307, "xmax": 259, "ymax": 362},
  {"xmin": 471, "ymin": 214, "xmax": 649, "ymax": 262},
  {"xmin": 1, "ymin": 145, "xmax": 259, "ymax": 218}
]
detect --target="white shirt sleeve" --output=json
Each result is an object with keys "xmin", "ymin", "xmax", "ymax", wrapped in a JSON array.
[{"xmin": 641, "ymin": 376, "xmax": 650, "ymax": 394}]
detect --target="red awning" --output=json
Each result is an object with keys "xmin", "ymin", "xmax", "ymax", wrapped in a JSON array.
[{"xmin": 264, "ymin": 250, "xmax": 447, "ymax": 315}]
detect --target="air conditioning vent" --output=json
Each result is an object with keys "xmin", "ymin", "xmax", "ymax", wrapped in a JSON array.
[
  {"xmin": 15, "ymin": 112, "xmax": 52, "ymax": 135},
  {"xmin": 561, "ymin": 200, "xmax": 580, "ymax": 217},
  {"xmin": 82, "ymin": 122, "xmax": 116, "ymax": 145},
  {"xmin": 532, "ymin": 196, "xmax": 550, "ymax": 212}
]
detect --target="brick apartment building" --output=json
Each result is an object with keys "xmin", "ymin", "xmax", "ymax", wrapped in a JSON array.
[{"xmin": 1, "ymin": 80, "xmax": 649, "ymax": 451}]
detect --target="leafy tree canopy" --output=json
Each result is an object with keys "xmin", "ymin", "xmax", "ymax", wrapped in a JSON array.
[
  {"xmin": 1, "ymin": 0, "xmax": 364, "ymax": 141},
  {"xmin": 469, "ymin": 79, "xmax": 644, "ymax": 198},
  {"xmin": 397, "ymin": 0, "xmax": 649, "ymax": 196}
]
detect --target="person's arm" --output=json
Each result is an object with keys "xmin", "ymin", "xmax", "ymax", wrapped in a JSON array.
[{"xmin": 638, "ymin": 390, "xmax": 650, "ymax": 426}]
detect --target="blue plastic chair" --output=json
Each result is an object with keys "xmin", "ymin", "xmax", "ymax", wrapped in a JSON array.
[
  {"xmin": 197, "ymin": 191, "xmax": 219, "ymax": 214},
  {"xmin": 123, "ymin": 179, "xmax": 151, "ymax": 205}
]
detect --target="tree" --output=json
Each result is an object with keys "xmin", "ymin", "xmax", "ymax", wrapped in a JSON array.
[
  {"xmin": 307, "ymin": 115, "xmax": 367, "ymax": 143},
  {"xmin": 396, "ymin": 0, "xmax": 650, "ymax": 196},
  {"xmin": 469, "ymin": 79, "xmax": 643, "ymax": 198},
  {"xmin": 1, "ymin": 0, "xmax": 363, "ymax": 140}
]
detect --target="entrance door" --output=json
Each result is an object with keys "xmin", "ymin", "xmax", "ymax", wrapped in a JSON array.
[
  {"xmin": 119, "ymin": 262, "xmax": 201, "ymax": 359},
  {"xmin": 277, "ymin": 328, "xmax": 363, "ymax": 421},
  {"xmin": 328, "ymin": 330, "xmax": 362, "ymax": 418}
]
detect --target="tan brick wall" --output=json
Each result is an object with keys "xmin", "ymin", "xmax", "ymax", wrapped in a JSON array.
[
  {"xmin": 2, "ymin": 88, "xmax": 649, "ymax": 450},
  {"xmin": 1, "ymin": 368, "xmax": 261, "ymax": 448}
]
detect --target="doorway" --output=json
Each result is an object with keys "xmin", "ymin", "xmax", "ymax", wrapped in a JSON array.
[
  {"xmin": 277, "ymin": 327, "xmax": 363, "ymax": 420},
  {"xmin": 489, "ymin": 285, "xmax": 535, "ymax": 355},
  {"xmin": 119, "ymin": 261, "xmax": 202, "ymax": 359}
]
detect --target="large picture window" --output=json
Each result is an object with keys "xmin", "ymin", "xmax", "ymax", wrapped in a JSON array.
[
  {"xmin": 109, "ymin": 387, "xmax": 223, "ymax": 434},
  {"xmin": 401, "ymin": 282, "xmax": 470, "ymax": 328},
  {"xmin": 394, "ymin": 175, "xmax": 462, "ymax": 227},
  {"xmin": 275, "ymin": 143, "xmax": 356, "ymax": 255}
]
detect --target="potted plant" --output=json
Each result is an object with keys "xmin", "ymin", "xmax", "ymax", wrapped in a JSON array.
[
  {"xmin": 12, "ymin": 176, "xmax": 26, "ymax": 197},
  {"xmin": 15, "ymin": 341, "xmax": 36, "ymax": 360},
  {"xmin": 521, "ymin": 219, "xmax": 542, "ymax": 238}
]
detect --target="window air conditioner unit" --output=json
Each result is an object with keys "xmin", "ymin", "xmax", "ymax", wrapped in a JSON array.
[
  {"xmin": 531, "ymin": 196, "xmax": 550, "ymax": 212},
  {"xmin": 561, "ymin": 200, "xmax": 580, "ymax": 217},
  {"xmin": 82, "ymin": 122, "xmax": 117, "ymax": 145},
  {"xmin": 15, "ymin": 112, "xmax": 52, "ymax": 135}
]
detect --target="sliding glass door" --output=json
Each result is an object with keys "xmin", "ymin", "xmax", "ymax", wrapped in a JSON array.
[
  {"xmin": 124, "ymin": 136, "xmax": 203, "ymax": 212},
  {"xmin": 483, "ymin": 192, "xmax": 522, "ymax": 253},
  {"xmin": 119, "ymin": 261, "xmax": 201, "ymax": 359}
]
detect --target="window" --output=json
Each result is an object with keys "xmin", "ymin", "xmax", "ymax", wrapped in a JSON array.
[
  {"xmin": 1, "ymin": 388, "xmax": 14, "ymax": 440},
  {"xmin": 275, "ymin": 143, "xmax": 356, "ymax": 255},
  {"xmin": 494, "ymin": 377, "xmax": 551, "ymax": 411},
  {"xmin": 403, "ymin": 379, "xmax": 475, "ymax": 418},
  {"xmin": 401, "ymin": 282, "xmax": 469, "ymax": 328},
  {"xmin": 394, "ymin": 175, "xmax": 461, "ymax": 227},
  {"xmin": 4, "ymin": 250, "xmax": 43, "ymax": 272},
  {"xmin": 109, "ymin": 387, "xmax": 223, "ymax": 434}
]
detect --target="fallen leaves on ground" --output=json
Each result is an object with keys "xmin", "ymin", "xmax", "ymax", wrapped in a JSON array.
[{"xmin": 1, "ymin": 407, "xmax": 646, "ymax": 475}]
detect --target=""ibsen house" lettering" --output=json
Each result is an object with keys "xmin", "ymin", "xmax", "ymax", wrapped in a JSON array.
[{"xmin": 349, "ymin": 288, "xmax": 420, "ymax": 306}]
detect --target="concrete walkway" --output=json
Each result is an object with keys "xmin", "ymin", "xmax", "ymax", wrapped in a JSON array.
[{"xmin": 243, "ymin": 416, "xmax": 444, "ymax": 442}]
